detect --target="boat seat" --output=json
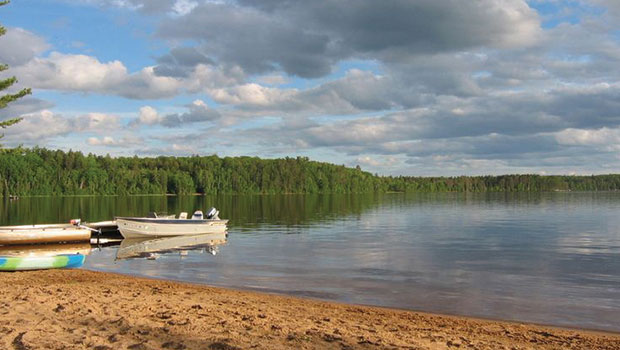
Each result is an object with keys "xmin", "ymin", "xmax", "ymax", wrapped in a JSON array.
[
  {"xmin": 179, "ymin": 212, "xmax": 188, "ymax": 219},
  {"xmin": 192, "ymin": 210, "xmax": 204, "ymax": 220}
]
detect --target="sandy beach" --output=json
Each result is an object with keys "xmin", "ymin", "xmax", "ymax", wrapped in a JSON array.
[{"xmin": 0, "ymin": 270, "xmax": 618, "ymax": 350}]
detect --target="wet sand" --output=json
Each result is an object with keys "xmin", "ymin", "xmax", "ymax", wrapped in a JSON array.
[{"xmin": 0, "ymin": 269, "xmax": 618, "ymax": 350}]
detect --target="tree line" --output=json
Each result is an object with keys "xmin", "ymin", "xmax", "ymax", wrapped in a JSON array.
[
  {"xmin": 1, "ymin": 148, "xmax": 620, "ymax": 196},
  {"xmin": 0, "ymin": 147, "xmax": 383, "ymax": 196}
]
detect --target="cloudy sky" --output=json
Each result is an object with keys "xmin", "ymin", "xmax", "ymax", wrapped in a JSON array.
[{"xmin": 0, "ymin": 0, "xmax": 619, "ymax": 175}]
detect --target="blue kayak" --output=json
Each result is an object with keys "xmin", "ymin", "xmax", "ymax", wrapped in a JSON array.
[{"xmin": 0, "ymin": 254, "xmax": 85, "ymax": 271}]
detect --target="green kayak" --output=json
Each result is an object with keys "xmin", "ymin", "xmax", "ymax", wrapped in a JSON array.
[{"xmin": 0, "ymin": 254, "xmax": 85, "ymax": 271}]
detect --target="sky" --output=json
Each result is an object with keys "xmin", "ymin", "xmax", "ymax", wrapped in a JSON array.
[{"xmin": 0, "ymin": 0, "xmax": 619, "ymax": 176}]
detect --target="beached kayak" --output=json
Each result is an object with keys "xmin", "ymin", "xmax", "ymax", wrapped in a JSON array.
[{"xmin": 0, "ymin": 254, "xmax": 85, "ymax": 271}]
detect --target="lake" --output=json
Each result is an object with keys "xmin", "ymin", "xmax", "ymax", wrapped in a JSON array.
[{"xmin": 2, "ymin": 192, "xmax": 619, "ymax": 332}]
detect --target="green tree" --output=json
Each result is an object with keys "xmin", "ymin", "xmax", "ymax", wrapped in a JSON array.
[{"xmin": 0, "ymin": 1, "xmax": 30, "ymax": 139}]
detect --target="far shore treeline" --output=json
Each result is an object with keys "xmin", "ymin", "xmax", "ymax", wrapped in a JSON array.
[{"xmin": 1, "ymin": 147, "xmax": 620, "ymax": 196}]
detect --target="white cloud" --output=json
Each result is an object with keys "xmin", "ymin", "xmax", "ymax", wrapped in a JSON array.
[
  {"xmin": 87, "ymin": 135, "xmax": 142, "ymax": 147},
  {"xmin": 484, "ymin": 0, "xmax": 541, "ymax": 48},
  {"xmin": 589, "ymin": 0, "xmax": 620, "ymax": 18},
  {"xmin": 122, "ymin": 66, "xmax": 182, "ymax": 99},
  {"xmin": 16, "ymin": 52, "xmax": 126, "ymax": 89},
  {"xmin": 356, "ymin": 156, "xmax": 400, "ymax": 168},
  {"xmin": 76, "ymin": 113, "xmax": 121, "ymax": 131},
  {"xmin": 209, "ymin": 83, "xmax": 296, "ymax": 106},
  {"xmin": 132, "ymin": 100, "xmax": 221, "ymax": 127},
  {"xmin": 12, "ymin": 52, "xmax": 182, "ymax": 99},
  {"xmin": 171, "ymin": 143, "xmax": 194, "ymax": 152},
  {"xmin": 136, "ymin": 106, "xmax": 161, "ymax": 125},
  {"xmin": 0, "ymin": 97, "xmax": 55, "ymax": 119},
  {"xmin": 191, "ymin": 99, "xmax": 206, "ymax": 108},
  {"xmin": 87, "ymin": 136, "xmax": 115, "ymax": 145},
  {"xmin": 184, "ymin": 63, "xmax": 246, "ymax": 92},
  {"xmin": 137, "ymin": 143, "xmax": 198, "ymax": 156},
  {"xmin": 256, "ymin": 74, "xmax": 289, "ymax": 86},
  {"xmin": 554, "ymin": 127, "xmax": 620, "ymax": 146},
  {"xmin": 0, "ymin": 28, "xmax": 50, "ymax": 66},
  {"xmin": 202, "ymin": 69, "xmax": 403, "ymax": 114},
  {"xmin": 171, "ymin": 0, "xmax": 197, "ymax": 16},
  {"xmin": 2, "ymin": 110, "xmax": 122, "ymax": 144},
  {"xmin": 2, "ymin": 110, "xmax": 72, "ymax": 141}
]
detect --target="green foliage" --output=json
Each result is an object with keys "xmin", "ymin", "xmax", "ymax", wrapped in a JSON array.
[
  {"xmin": 382, "ymin": 174, "xmax": 620, "ymax": 193},
  {"xmin": 0, "ymin": 0, "xmax": 28, "ymax": 138},
  {"xmin": 0, "ymin": 148, "xmax": 385, "ymax": 196},
  {"xmin": 1, "ymin": 148, "xmax": 620, "ymax": 196}
]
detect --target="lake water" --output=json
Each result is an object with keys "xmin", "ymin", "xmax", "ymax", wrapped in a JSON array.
[{"xmin": 2, "ymin": 193, "xmax": 619, "ymax": 332}]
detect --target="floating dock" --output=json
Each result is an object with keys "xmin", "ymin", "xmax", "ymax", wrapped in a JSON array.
[{"xmin": 86, "ymin": 220, "xmax": 119, "ymax": 234}]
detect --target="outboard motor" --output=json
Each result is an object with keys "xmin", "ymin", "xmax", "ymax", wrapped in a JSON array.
[{"xmin": 206, "ymin": 207, "xmax": 218, "ymax": 219}]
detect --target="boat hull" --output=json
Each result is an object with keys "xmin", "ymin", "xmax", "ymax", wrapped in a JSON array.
[
  {"xmin": 0, "ymin": 225, "xmax": 91, "ymax": 245},
  {"xmin": 116, "ymin": 218, "xmax": 228, "ymax": 238},
  {"xmin": 0, "ymin": 254, "xmax": 85, "ymax": 271}
]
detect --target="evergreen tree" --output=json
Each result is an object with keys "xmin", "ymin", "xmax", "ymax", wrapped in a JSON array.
[{"xmin": 0, "ymin": 1, "xmax": 30, "ymax": 139}]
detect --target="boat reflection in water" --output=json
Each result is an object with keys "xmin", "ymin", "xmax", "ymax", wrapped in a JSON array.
[
  {"xmin": 0, "ymin": 243, "xmax": 90, "ymax": 271},
  {"xmin": 115, "ymin": 232, "xmax": 227, "ymax": 260}
]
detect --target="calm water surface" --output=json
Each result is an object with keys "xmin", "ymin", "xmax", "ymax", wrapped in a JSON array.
[{"xmin": 2, "ymin": 193, "xmax": 619, "ymax": 332}]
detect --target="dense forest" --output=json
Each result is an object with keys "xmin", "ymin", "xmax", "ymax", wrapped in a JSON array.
[{"xmin": 1, "ymin": 147, "xmax": 620, "ymax": 196}]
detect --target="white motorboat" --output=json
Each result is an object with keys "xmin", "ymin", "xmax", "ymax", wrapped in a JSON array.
[{"xmin": 115, "ymin": 208, "xmax": 228, "ymax": 239}]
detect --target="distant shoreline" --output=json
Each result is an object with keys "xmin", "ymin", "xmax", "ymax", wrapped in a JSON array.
[
  {"xmin": 2, "ymin": 269, "xmax": 619, "ymax": 350},
  {"xmin": 3, "ymin": 148, "xmax": 620, "ymax": 196}
]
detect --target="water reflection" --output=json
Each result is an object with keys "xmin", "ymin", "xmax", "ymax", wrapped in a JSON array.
[
  {"xmin": 0, "ymin": 193, "xmax": 383, "ymax": 227},
  {"xmin": 116, "ymin": 233, "xmax": 228, "ymax": 260}
]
